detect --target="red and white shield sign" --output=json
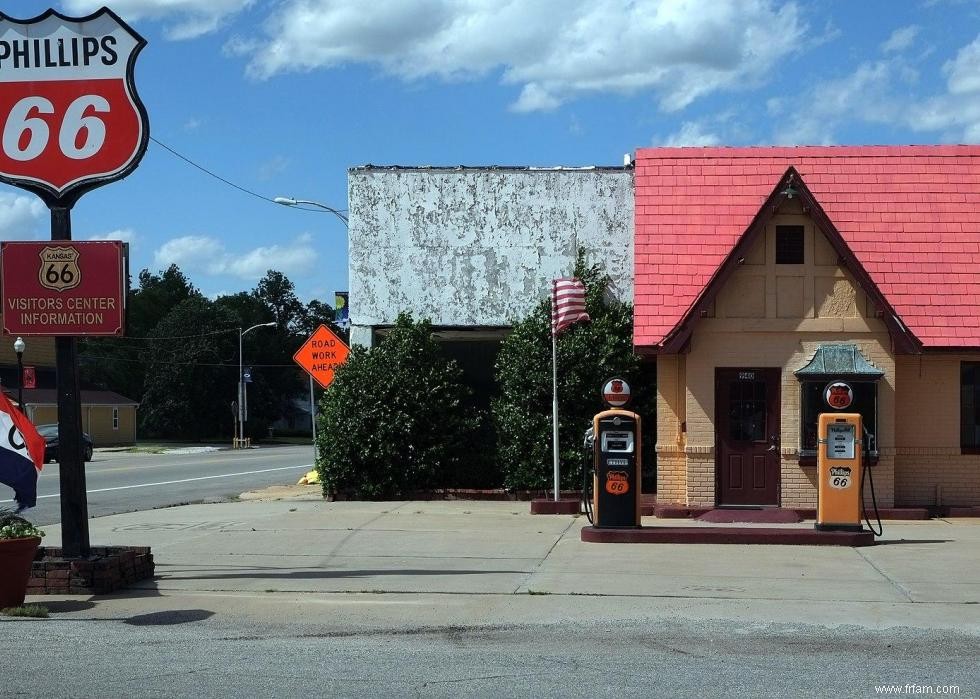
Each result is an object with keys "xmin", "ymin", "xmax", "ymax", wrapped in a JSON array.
[
  {"xmin": 602, "ymin": 377, "xmax": 632, "ymax": 408},
  {"xmin": 0, "ymin": 8, "xmax": 148, "ymax": 206},
  {"xmin": 824, "ymin": 381, "xmax": 854, "ymax": 410}
]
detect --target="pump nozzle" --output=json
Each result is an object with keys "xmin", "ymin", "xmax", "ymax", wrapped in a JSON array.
[{"xmin": 583, "ymin": 426, "xmax": 594, "ymax": 449}]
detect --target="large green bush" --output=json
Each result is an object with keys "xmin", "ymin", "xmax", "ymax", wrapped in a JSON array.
[
  {"xmin": 493, "ymin": 254, "xmax": 656, "ymax": 492},
  {"xmin": 315, "ymin": 313, "xmax": 481, "ymax": 499}
]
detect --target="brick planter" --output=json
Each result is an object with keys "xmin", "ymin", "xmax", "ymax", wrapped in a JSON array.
[{"xmin": 28, "ymin": 546, "xmax": 154, "ymax": 596}]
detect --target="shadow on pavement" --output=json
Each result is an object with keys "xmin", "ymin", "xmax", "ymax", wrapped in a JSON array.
[
  {"xmin": 42, "ymin": 600, "xmax": 97, "ymax": 613},
  {"xmin": 125, "ymin": 609, "xmax": 215, "ymax": 626},
  {"xmin": 873, "ymin": 539, "xmax": 952, "ymax": 545},
  {"xmin": 155, "ymin": 566, "xmax": 523, "ymax": 581}
]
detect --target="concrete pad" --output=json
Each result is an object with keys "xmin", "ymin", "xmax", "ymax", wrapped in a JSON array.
[
  {"xmin": 518, "ymin": 569, "xmax": 910, "ymax": 602},
  {"xmin": 146, "ymin": 556, "xmax": 535, "ymax": 595},
  {"xmin": 27, "ymin": 498, "xmax": 980, "ymax": 638}
]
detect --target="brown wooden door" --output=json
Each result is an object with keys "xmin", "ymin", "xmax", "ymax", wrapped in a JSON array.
[{"xmin": 716, "ymin": 368, "xmax": 780, "ymax": 506}]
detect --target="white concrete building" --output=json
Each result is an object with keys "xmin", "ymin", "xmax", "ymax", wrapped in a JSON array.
[{"xmin": 347, "ymin": 165, "xmax": 634, "ymax": 348}]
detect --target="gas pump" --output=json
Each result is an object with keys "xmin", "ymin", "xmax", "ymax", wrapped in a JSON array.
[
  {"xmin": 815, "ymin": 411, "xmax": 882, "ymax": 535},
  {"xmin": 584, "ymin": 378, "xmax": 642, "ymax": 529},
  {"xmin": 815, "ymin": 413, "xmax": 863, "ymax": 531}
]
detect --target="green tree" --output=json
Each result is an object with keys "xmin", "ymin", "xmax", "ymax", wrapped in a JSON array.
[
  {"xmin": 492, "ymin": 252, "xmax": 655, "ymax": 492},
  {"xmin": 315, "ymin": 313, "xmax": 480, "ymax": 499},
  {"xmin": 80, "ymin": 264, "xmax": 200, "ymax": 402},
  {"xmin": 255, "ymin": 270, "xmax": 304, "ymax": 332},
  {"xmin": 139, "ymin": 297, "xmax": 238, "ymax": 439}
]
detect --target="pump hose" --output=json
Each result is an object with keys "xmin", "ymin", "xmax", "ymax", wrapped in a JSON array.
[
  {"xmin": 862, "ymin": 458, "xmax": 884, "ymax": 537},
  {"xmin": 582, "ymin": 447, "xmax": 594, "ymax": 525}
]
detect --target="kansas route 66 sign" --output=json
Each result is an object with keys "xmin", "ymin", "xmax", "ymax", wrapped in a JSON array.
[
  {"xmin": 38, "ymin": 245, "xmax": 81, "ymax": 291},
  {"xmin": 0, "ymin": 8, "xmax": 149, "ymax": 207}
]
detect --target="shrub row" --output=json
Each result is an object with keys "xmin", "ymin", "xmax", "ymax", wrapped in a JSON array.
[{"xmin": 315, "ymin": 257, "xmax": 655, "ymax": 499}]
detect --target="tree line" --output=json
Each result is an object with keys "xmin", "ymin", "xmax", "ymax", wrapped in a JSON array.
[{"xmin": 79, "ymin": 265, "xmax": 341, "ymax": 441}]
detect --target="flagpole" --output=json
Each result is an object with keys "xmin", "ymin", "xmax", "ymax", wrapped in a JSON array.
[{"xmin": 551, "ymin": 327, "xmax": 560, "ymax": 502}]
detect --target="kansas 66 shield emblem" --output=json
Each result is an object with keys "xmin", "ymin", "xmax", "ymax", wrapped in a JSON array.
[
  {"xmin": 0, "ymin": 8, "xmax": 149, "ymax": 207},
  {"xmin": 38, "ymin": 246, "xmax": 81, "ymax": 291}
]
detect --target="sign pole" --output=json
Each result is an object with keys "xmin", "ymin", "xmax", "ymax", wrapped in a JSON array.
[
  {"xmin": 51, "ymin": 206, "xmax": 90, "ymax": 557},
  {"xmin": 309, "ymin": 374, "xmax": 317, "ymax": 459}
]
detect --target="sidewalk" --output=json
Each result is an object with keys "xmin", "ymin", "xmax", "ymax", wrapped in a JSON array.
[{"xmin": 27, "ymin": 486, "xmax": 980, "ymax": 633}]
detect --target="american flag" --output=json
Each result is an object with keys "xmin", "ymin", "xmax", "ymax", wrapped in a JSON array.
[{"xmin": 551, "ymin": 277, "xmax": 590, "ymax": 336}]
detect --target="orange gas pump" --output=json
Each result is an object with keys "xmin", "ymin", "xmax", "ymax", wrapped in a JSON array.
[{"xmin": 815, "ymin": 413, "xmax": 864, "ymax": 531}]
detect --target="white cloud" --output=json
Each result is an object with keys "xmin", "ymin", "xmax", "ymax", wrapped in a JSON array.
[
  {"xmin": 510, "ymin": 83, "xmax": 561, "ymax": 113},
  {"xmin": 768, "ymin": 31, "xmax": 980, "ymax": 144},
  {"xmin": 85, "ymin": 228, "xmax": 137, "ymax": 245},
  {"xmin": 659, "ymin": 121, "xmax": 722, "ymax": 147},
  {"xmin": 64, "ymin": 0, "xmax": 254, "ymax": 40},
  {"xmin": 903, "ymin": 35, "xmax": 980, "ymax": 140},
  {"xmin": 881, "ymin": 25, "xmax": 919, "ymax": 53},
  {"xmin": 769, "ymin": 60, "xmax": 902, "ymax": 144},
  {"xmin": 944, "ymin": 35, "xmax": 980, "ymax": 95},
  {"xmin": 154, "ymin": 235, "xmax": 224, "ymax": 270},
  {"xmin": 234, "ymin": 0, "xmax": 806, "ymax": 113},
  {"xmin": 256, "ymin": 155, "xmax": 290, "ymax": 181},
  {"xmin": 0, "ymin": 191, "xmax": 46, "ymax": 239},
  {"xmin": 153, "ymin": 233, "xmax": 318, "ymax": 280}
]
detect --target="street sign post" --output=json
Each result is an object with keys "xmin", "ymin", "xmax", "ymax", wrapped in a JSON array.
[
  {"xmin": 293, "ymin": 324, "xmax": 350, "ymax": 389},
  {"xmin": 0, "ymin": 8, "xmax": 149, "ymax": 557},
  {"xmin": 294, "ymin": 324, "xmax": 350, "ymax": 456}
]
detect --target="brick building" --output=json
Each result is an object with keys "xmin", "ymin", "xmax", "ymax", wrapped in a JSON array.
[{"xmin": 634, "ymin": 145, "xmax": 980, "ymax": 510}]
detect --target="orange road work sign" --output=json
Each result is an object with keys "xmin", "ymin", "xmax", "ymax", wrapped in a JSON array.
[{"xmin": 293, "ymin": 324, "xmax": 350, "ymax": 388}]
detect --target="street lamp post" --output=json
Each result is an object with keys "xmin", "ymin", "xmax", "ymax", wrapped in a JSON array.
[
  {"xmin": 275, "ymin": 194, "xmax": 347, "ymax": 458},
  {"xmin": 238, "ymin": 322, "xmax": 276, "ymax": 447},
  {"xmin": 13, "ymin": 336, "xmax": 25, "ymax": 413},
  {"xmin": 273, "ymin": 196, "xmax": 349, "ymax": 227}
]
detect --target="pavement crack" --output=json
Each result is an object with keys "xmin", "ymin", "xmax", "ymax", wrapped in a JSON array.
[
  {"xmin": 854, "ymin": 547, "xmax": 915, "ymax": 602},
  {"xmin": 511, "ymin": 517, "xmax": 578, "ymax": 594}
]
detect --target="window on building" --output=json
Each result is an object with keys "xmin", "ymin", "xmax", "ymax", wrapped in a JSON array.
[
  {"xmin": 113, "ymin": 408, "xmax": 119, "ymax": 430},
  {"xmin": 775, "ymin": 225, "xmax": 804, "ymax": 264},
  {"xmin": 964, "ymin": 363, "xmax": 980, "ymax": 453},
  {"xmin": 800, "ymin": 381, "xmax": 878, "ymax": 460}
]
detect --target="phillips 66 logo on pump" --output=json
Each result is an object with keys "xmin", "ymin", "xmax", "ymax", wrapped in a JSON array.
[{"xmin": 0, "ymin": 8, "xmax": 148, "ymax": 207}]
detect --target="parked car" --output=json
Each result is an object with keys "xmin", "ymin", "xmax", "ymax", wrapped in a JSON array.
[{"xmin": 35, "ymin": 424, "xmax": 94, "ymax": 463}]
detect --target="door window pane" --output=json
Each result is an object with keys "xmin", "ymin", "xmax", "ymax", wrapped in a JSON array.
[{"xmin": 729, "ymin": 379, "xmax": 766, "ymax": 442}]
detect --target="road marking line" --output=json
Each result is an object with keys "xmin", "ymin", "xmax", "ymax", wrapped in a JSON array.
[{"xmin": 0, "ymin": 464, "xmax": 312, "ymax": 503}]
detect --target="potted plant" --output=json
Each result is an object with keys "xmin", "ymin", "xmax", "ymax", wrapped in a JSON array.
[{"xmin": 0, "ymin": 509, "xmax": 44, "ymax": 608}]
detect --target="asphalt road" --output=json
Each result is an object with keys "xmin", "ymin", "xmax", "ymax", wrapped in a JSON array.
[
  {"xmin": 2, "ymin": 616, "xmax": 976, "ymax": 697},
  {"xmin": 1, "ymin": 444, "xmax": 314, "ymax": 526}
]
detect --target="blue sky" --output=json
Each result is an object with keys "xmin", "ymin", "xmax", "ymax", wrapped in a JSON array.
[{"xmin": 2, "ymin": 0, "xmax": 979, "ymax": 303}]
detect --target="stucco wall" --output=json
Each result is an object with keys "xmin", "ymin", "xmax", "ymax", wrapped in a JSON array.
[
  {"xmin": 348, "ymin": 167, "xmax": 633, "ymax": 337},
  {"xmin": 656, "ymin": 207, "xmax": 897, "ymax": 508},
  {"xmin": 895, "ymin": 355, "xmax": 980, "ymax": 506}
]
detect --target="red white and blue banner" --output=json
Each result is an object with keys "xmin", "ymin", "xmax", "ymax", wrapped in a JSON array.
[{"xmin": 0, "ymin": 390, "xmax": 45, "ymax": 511}]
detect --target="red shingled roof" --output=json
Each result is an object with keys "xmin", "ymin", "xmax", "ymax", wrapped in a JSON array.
[{"xmin": 634, "ymin": 145, "xmax": 980, "ymax": 350}]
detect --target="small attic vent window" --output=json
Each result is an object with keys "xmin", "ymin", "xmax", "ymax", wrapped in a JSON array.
[{"xmin": 776, "ymin": 225, "xmax": 804, "ymax": 264}]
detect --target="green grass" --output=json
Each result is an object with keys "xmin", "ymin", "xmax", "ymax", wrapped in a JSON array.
[{"xmin": 2, "ymin": 604, "xmax": 49, "ymax": 618}]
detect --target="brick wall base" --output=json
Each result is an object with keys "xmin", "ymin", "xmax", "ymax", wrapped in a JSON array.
[{"xmin": 28, "ymin": 546, "xmax": 154, "ymax": 596}]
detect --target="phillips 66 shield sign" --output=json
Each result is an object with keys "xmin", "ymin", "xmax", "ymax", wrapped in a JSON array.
[{"xmin": 0, "ymin": 8, "xmax": 148, "ymax": 207}]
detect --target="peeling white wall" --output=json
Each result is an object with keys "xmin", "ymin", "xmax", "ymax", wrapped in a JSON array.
[{"xmin": 348, "ymin": 167, "xmax": 633, "ymax": 334}]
